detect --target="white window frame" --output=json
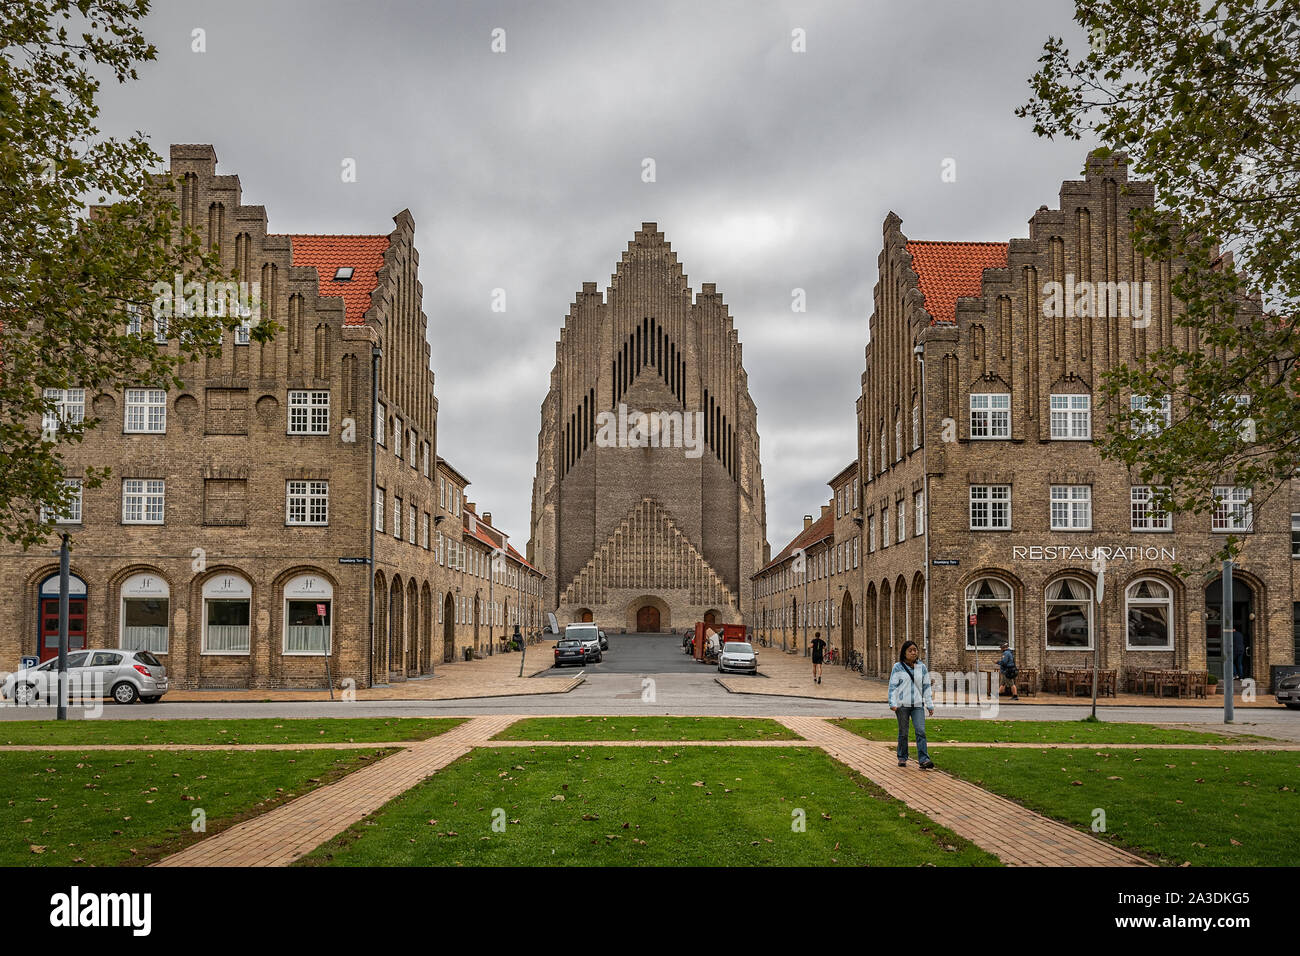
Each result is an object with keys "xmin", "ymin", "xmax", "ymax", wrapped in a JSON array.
[
  {"xmin": 1125, "ymin": 578, "xmax": 1175, "ymax": 651},
  {"xmin": 914, "ymin": 490, "xmax": 925, "ymax": 537},
  {"xmin": 1130, "ymin": 394, "xmax": 1171, "ymax": 436},
  {"xmin": 912, "ymin": 403, "xmax": 920, "ymax": 450},
  {"xmin": 897, "ymin": 500, "xmax": 905, "ymax": 543},
  {"xmin": 394, "ymin": 497, "xmax": 402, "ymax": 539},
  {"xmin": 409, "ymin": 431, "xmax": 417, "ymax": 468},
  {"xmin": 288, "ymin": 390, "xmax": 330, "ymax": 435},
  {"xmin": 1049, "ymin": 485, "xmax": 1092, "ymax": 531},
  {"xmin": 422, "ymin": 512, "xmax": 430, "ymax": 550},
  {"xmin": 970, "ymin": 393, "xmax": 1010, "ymax": 439},
  {"xmin": 122, "ymin": 478, "xmax": 165, "ymax": 524},
  {"xmin": 376, "ymin": 402, "xmax": 386, "ymax": 446},
  {"xmin": 1212, "ymin": 486, "xmax": 1252, "ymax": 533},
  {"xmin": 965, "ymin": 577, "xmax": 1014, "ymax": 651},
  {"xmin": 125, "ymin": 389, "xmax": 167, "ymax": 434},
  {"xmin": 408, "ymin": 503, "xmax": 416, "ymax": 544},
  {"xmin": 375, "ymin": 488, "xmax": 385, "ymax": 532},
  {"xmin": 969, "ymin": 484, "xmax": 1011, "ymax": 530},
  {"xmin": 1045, "ymin": 576, "xmax": 1094, "ymax": 651},
  {"xmin": 42, "ymin": 478, "xmax": 83, "ymax": 524},
  {"xmin": 286, "ymin": 480, "xmax": 329, "ymax": 526},
  {"xmin": 1049, "ymin": 394, "xmax": 1091, "ymax": 440},
  {"xmin": 42, "ymin": 388, "xmax": 86, "ymax": 437},
  {"xmin": 202, "ymin": 574, "xmax": 252, "ymax": 655},
  {"xmin": 394, "ymin": 418, "xmax": 403, "ymax": 458},
  {"xmin": 1130, "ymin": 486, "xmax": 1173, "ymax": 532}
]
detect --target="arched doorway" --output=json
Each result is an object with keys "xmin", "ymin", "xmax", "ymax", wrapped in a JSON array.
[
  {"xmin": 373, "ymin": 571, "xmax": 388, "ymax": 678},
  {"xmin": 841, "ymin": 591, "xmax": 854, "ymax": 663},
  {"xmin": 637, "ymin": 606, "xmax": 661, "ymax": 632},
  {"xmin": 578, "ymin": 608, "xmax": 593, "ymax": 623},
  {"xmin": 703, "ymin": 609, "xmax": 717, "ymax": 626},
  {"xmin": 388, "ymin": 577, "xmax": 404, "ymax": 680},
  {"xmin": 37, "ymin": 572, "xmax": 88, "ymax": 662},
  {"xmin": 443, "ymin": 593, "xmax": 455, "ymax": 663},
  {"xmin": 472, "ymin": 595, "xmax": 481, "ymax": 653},
  {"xmin": 1205, "ymin": 576, "xmax": 1255, "ymax": 680},
  {"xmin": 406, "ymin": 579, "xmax": 418, "ymax": 676}
]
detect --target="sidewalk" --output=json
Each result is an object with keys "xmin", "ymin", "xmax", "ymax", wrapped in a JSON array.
[
  {"xmin": 719, "ymin": 649, "xmax": 1279, "ymax": 708},
  {"xmin": 162, "ymin": 648, "xmax": 580, "ymax": 703}
]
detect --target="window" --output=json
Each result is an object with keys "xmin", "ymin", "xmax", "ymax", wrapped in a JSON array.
[
  {"xmin": 126, "ymin": 305, "xmax": 143, "ymax": 337},
  {"xmin": 122, "ymin": 479, "xmax": 164, "ymax": 524},
  {"xmin": 333, "ymin": 266, "xmax": 354, "ymax": 281},
  {"xmin": 202, "ymin": 574, "xmax": 251, "ymax": 654},
  {"xmin": 125, "ymin": 389, "xmax": 166, "ymax": 433},
  {"xmin": 867, "ymin": 442, "xmax": 873, "ymax": 480},
  {"xmin": 205, "ymin": 388, "xmax": 248, "ymax": 435},
  {"xmin": 376, "ymin": 402, "xmax": 386, "ymax": 445},
  {"xmin": 1050, "ymin": 485, "xmax": 1092, "ymax": 530},
  {"xmin": 868, "ymin": 514, "xmax": 876, "ymax": 552},
  {"xmin": 42, "ymin": 388, "xmax": 85, "ymax": 437},
  {"xmin": 408, "ymin": 503, "xmax": 416, "ymax": 544},
  {"xmin": 852, "ymin": 477, "xmax": 859, "ymax": 510},
  {"xmin": 879, "ymin": 430, "xmax": 886, "ymax": 474},
  {"xmin": 375, "ymin": 488, "xmax": 385, "ymax": 532},
  {"xmin": 394, "ymin": 497, "xmax": 402, "ymax": 539},
  {"xmin": 235, "ymin": 319, "xmax": 251, "ymax": 345},
  {"xmin": 440, "ymin": 478, "xmax": 447, "ymax": 510},
  {"xmin": 284, "ymin": 575, "xmax": 331, "ymax": 654},
  {"xmin": 970, "ymin": 393, "xmax": 1010, "ymax": 439},
  {"xmin": 120, "ymin": 573, "xmax": 169, "ymax": 654},
  {"xmin": 286, "ymin": 480, "xmax": 328, "ymax": 525},
  {"xmin": 437, "ymin": 531, "xmax": 444, "ymax": 565},
  {"xmin": 1045, "ymin": 577, "xmax": 1093, "ymax": 649},
  {"xmin": 1130, "ymin": 394, "xmax": 1171, "ymax": 435},
  {"xmin": 1126, "ymin": 578, "xmax": 1174, "ymax": 650},
  {"xmin": 1049, "ymin": 394, "xmax": 1091, "ymax": 439},
  {"xmin": 1131, "ymin": 486, "xmax": 1172, "ymax": 531},
  {"xmin": 1212, "ymin": 486, "xmax": 1252, "ymax": 532},
  {"xmin": 914, "ymin": 490, "xmax": 925, "ymax": 536},
  {"xmin": 912, "ymin": 403, "xmax": 920, "ymax": 450},
  {"xmin": 836, "ymin": 490, "xmax": 842, "ymax": 519},
  {"xmin": 394, "ymin": 418, "xmax": 402, "ymax": 458},
  {"xmin": 853, "ymin": 536, "xmax": 859, "ymax": 568},
  {"xmin": 153, "ymin": 314, "xmax": 168, "ymax": 344},
  {"xmin": 897, "ymin": 500, "xmax": 905, "ymax": 543},
  {"xmin": 895, "ymin": 417, "xmax": 902, "ymax": 461},
  {"xmin": 204, "ymin": 478, "xmax": 248, "ymax": 526},
  {"xmin": 422, "ymin": 513, "xmax": 430, "ymax": 549},
  {"xmin": 41, "ymin": 478, "xmax": 82, "ymax": 524},
  {"xmin": 969, "ymin": 484, "xmax": 1011, "ymax": 530},
  {"xmin": 409, "ymin": 431, "xmax": 417, "ymax": 468},
  {"xmin": 1292, "ymin": 514, "xmax": 1300, "ymax": 558},
  {"xmin": 288, "ymin": 390, "xmax": 330, "ymax": 434},
  {"xmin": 423, "ymin": 442, "xmax": 431, "ymax": 477},
  {"xmin": 966, "ymin": 578, "xmax": 1012, "ymax": 650},
  {"xmin": 882, "ymin": 507, "xmax": 890, "ymax": 549}
]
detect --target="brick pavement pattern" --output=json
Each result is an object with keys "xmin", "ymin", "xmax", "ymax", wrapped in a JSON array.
[
  {"xmin": 778, "ymin": 716, "xmax": 1151, "ymax": 866},
  {"xmin": 154, "ymin": 715, "xmax": 518, "ymax": 867}
]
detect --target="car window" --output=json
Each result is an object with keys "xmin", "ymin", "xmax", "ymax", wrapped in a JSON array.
[
  {"xmin": 726, "ymin": 643, "xmax": 753, "ymax": 653},
  {"xmin": 39, "ymin": 652, "xmax": 89, "ymax": 669},
  {"xmin": 136, "ymin": 652, "xmax": 162, "ymax": 667},
  {"xmin": 91, "ymin": 652, "xmax": 123, "ymax": 667}
]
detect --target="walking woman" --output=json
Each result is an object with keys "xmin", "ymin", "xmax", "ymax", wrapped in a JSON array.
[{"xmin": 888, "ymin": 640, "xmax": 935, "ymax": 769}]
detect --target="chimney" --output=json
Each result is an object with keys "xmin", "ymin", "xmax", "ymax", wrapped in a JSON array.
[
  {"xmin": 803, "ymin": 515, "xmax": 813, "ymax": 531},
  {"xmin": 820, "ymin": 504, "xmax": 831, "ymax": 519},
  {"xmin": 482, "ymin": 512, "xmax": 492, "ymax": 526},
  {"xmin": 467, "ymin": 502, "xmax": 476, "ymax": 514}
]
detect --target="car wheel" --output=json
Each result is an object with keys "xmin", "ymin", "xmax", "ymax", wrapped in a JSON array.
[
  {"xmin": 14, "ymin": 683, "xmax": 38, "ymax": 705},
  {"xmin": 112, "ymin": 682, "xmax": 138, "ymax": 705},
  {"xmin": 141, "ymin": 695, "xmax": 163, "ymax": 703}
]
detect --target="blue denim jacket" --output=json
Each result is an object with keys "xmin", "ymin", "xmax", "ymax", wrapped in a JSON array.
[{"xmin": 888, "ymin": 660, "xmax": 934, "ymax": 709}]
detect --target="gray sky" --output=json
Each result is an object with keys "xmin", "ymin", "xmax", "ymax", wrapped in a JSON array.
[{"xmin": 97, "ymin": 0, "xmax": 1094, "ymax": 554}]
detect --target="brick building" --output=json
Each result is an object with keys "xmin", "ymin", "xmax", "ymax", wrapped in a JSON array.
[
  {"xmin": 765, "ymin": 152, "xmax": 1296, "ymax": 689},
  {"xmin": 528, "ymin": 224, "xmax": 768, "ymax": 632},
  {"xmin": 2, "ymin": 145, "xmax": 542, "ymax": 690}
]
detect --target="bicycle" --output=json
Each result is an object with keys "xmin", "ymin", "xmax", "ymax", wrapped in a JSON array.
[{"xmin": 824, "ymin": 646, "xmax": 837, "ymax": 665}]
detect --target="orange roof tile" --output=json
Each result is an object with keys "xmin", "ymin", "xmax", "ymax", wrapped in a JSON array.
[
  {"xmin": 906, "ymin": 240, "xmax": 1007, "ymax": 323},
  {"xmin": 757, "ymin": 510, "xmax": 835, "ymax": 575},
  {"xmin": 287, "ymin": 234, "xmax": 389, "ymax": 325}
]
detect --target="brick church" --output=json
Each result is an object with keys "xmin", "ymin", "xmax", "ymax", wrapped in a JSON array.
[{"xmin": 528, "ymin": 225, "xmax": 769, "ymax": 632}]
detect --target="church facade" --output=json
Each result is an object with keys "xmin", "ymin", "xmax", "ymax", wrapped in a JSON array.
[{"xmin": 528, "ymin": 225, "xmax": 768, "ymax": 632}]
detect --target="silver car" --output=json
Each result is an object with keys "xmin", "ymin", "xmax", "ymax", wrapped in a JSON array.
[
  {"xmin": 1276, "ymin": 672, "xmax": 1300, "ymax": 709},
  {"xmin": 717, "ymin": 641, "xmax": 758, "ymax": 674},
  {"xmin": 2, "ymin": 649, "xmax": 168, "ymax": 705}
]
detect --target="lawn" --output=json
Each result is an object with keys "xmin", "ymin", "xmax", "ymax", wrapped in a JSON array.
[
  {"xmin": 299, "ymin": 745, "xmax": 1000, "ymax": 866},
  {"xmin": 0, "ymin": 717, "xmax": 464, "ymax": 746},
  {"xmin": 833, "ymin": 718, "xmax": 1264, "ymax": 745},
  {"xmin": 493, "ymin": 716, "xmax": 800, "ymax": 741},
  {"xmin": 937, "ymin": 748, "xmax": 1300, "ymax": 866},
  {"xmin": 1, "ymin": 747, "xmax": 394, "ymax": 866}
]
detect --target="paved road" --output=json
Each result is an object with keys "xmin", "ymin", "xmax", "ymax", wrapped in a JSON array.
[{"xmin": 4, "ymin": 630, "xmax": 1297, "ymax": 739}]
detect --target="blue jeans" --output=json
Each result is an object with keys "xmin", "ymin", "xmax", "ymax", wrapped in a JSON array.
[{"xmin": 896, "ymin": 706, "xmax": 930, "ymax": 763}]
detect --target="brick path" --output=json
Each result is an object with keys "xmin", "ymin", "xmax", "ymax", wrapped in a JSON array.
[
  {"xmin": 778, "ymin": 716, "xmax": 1151, "ymax": 867},
  {"xmin": 154, "ymin": 715, "xmax": 517, "ymax": 867}
]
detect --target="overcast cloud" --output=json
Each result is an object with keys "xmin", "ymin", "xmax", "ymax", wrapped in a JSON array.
[{"xmin": 95, "ymin": 0, "xmax": 1095, "ymax": 554}]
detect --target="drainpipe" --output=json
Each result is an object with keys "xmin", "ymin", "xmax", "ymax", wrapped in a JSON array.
[
  {"xmin": 368, "ymin": 344, "xmax": 380, "ymax": 689},
  {"xmin": 915, "ymin": 342, "xmax": 931, "ymax": 665}
]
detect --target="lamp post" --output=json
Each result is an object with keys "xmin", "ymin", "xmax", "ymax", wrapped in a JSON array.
[
  {"xmin": 1223, "ymin": 559, "xmax": 1235, "ymax": 724},
  {"xmin": 1091, "ymin": 554, "xmax": 1106, "ymax": 720},
  {"xmin": 915, "ymin": 342, "xmax": 931, "ymax": 664},
  {"xmin": 56, "ymin": 533, "xmax": 70, "ymax": 721}
]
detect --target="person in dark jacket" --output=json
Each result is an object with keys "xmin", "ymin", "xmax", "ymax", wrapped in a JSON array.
[
  {"xmin": 811, "ymin": 631, "xmax": 826, "ymax": 684},
  {"xmin": 997, "ymin": 642, "xmax": 1019, "ymax": 700}
]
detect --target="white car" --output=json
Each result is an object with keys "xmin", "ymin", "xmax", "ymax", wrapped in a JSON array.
[
  {"xmin": 717, "ymin": 641, "xmax": 758, "ymax": 674},
  {"xmin": 2, "ymin": 650, "xmax": 169, "ymax": 705},
  {"xmin": 563, "ymin": 624, "xmax": 603, "ymax": 663}
]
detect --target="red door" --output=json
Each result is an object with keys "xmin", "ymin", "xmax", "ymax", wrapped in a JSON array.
[
  {"xmin": 636, "ymin": 606, "xmax": 660, "ymax": 633},
  {"xmin": 39, "ymin": 598, "xmax": 87, "ymax": 662}
]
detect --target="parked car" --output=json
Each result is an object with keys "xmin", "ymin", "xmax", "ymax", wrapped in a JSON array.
[
  {"xmin": 553, "ymin": 639, "xmax": 590, "ymax": 668},
  {"xmin": 1276, "ymin": 672, "xmax": 1300, "ymax": 709},
  {"xmin": 597, "ymin": 629, "xmax": 609, "ymax": 651},
  {"xmin": 2, "ymin": 649, "xmax": 168, "ymax": 704},
  {"xmin": 564, "ymin": 623, "xmax": 603, "ymax": 663},
  {"xmin": 717, "ymin": 641, "xmax": 758, "ymax": 674}
]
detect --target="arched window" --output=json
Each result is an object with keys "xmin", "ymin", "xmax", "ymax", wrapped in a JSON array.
[
  {"xmin": 1126, "ymin": 578, "xmax": 1174, "ymax": 650},
  {"xmin": 203, "ymin": 573, "xmax": 252, "ymax": 654},
  {"xmin": 965, "ymin": 577, "xmax": 1012, "ymax": 650},
  {"xmin": 284, "ymin": 573, "xmax": 333, "ymax": 655},
  {"xmin": 1045, "ymin": 577, "xmax": 1092, "ymax": 649},
  {"xmin": 121, "ymin": 573, "xmax": 169, "ymax": 654}
]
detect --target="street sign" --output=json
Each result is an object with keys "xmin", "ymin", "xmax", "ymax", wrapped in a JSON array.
[
  {"xmin": 20, "ymin": 656, "xmax": 37, "ymax": 669},
  {"xmin": 338, "ymin": 557, "xmax": 371, "ymax": 565},
  {"xmin": 316, "ymin": 603, "xmax": 327, "ymax": 617},
  {"xmin": 932, "ymin": 559, "xmax": 960, "ymax": 566},
  {"xmin": 968, "ymin": 613, "xmax": 977, "ymax": 627}
]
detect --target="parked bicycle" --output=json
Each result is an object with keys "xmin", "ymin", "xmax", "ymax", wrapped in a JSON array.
[{"xmin": 824, "ymin": 646, "xmax": 836, "ymax": 665}]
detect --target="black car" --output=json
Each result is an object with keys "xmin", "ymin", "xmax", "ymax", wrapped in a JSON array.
[{"xmin": 553, "ymin": 639, "xmax": 589, "ymax": 667}]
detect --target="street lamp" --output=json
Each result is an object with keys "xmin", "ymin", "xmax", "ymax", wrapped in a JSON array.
[{"xmin": 915, "ymin": 341, "xmax": 930, "ymax": 665}]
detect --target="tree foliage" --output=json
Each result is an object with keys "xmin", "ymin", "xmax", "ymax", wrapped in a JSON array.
[
  {"xmin": 0, "ymin": 1, "xmax": 269, "ymax": 549},
  {"xmin": 1019, "ymin": 0, "xmax": 1299, "ymax": 557}
]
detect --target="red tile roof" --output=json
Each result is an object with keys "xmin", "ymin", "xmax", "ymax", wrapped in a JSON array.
[
  {"xmin": 906, "ymin": 241, "xmax": 1007, "ymax": 323},
  {"xmin": 287, "ymin": 234, "xmax": 390, "ymax": 325},
  {"xmin": 757, "ymin": 510, "xmax": 835, "ymax": 575}
]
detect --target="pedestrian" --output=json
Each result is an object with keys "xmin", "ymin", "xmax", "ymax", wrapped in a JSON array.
[
  {"xmin": 997, "ymin": 642, "xmax": 1019, "ymax": 700},
  {"xmin": 811, "ymin": 631, "xmax": 826, "ymax": 684},
  {"xmin": 1232, "ymin": 630, "xmax": 1245, "ymax": 680},
  {"xmin": 888, "ymin": 640, "xmax": 934, "ymax": 769}
]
